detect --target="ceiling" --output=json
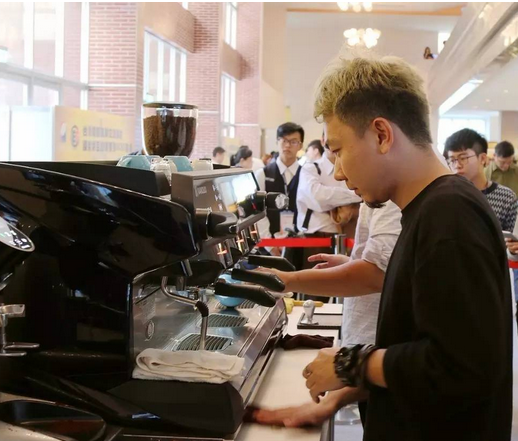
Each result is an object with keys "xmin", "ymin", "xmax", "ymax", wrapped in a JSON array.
[
  {"xmin": 284, "ymin": 2, "xmax": 464, "ymax": 33},
  {"xmin": 449, "ymin": 55, "xmax": 518, "ymax": 113},
  {"xmin": 283, "ymin": 2, "xmax": 465, "ymax": 13}
]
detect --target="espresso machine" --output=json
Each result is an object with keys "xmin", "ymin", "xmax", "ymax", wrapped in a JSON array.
[{"xmin": 0, "ymin": 102, "xmax": 293, "ymax": 441}]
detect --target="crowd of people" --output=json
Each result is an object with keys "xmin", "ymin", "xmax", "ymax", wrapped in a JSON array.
[{"xmin": 230, "ymin": 55, "xmax": 515, "ymax": 441}]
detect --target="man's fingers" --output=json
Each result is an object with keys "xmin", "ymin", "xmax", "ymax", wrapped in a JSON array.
[
  {"xmin": 310, "ymin": 388, "xmax": 321, "ymax": 404},
  {"xmin": 313, "ymin": 263, "xmax": 329, "ymax": 270},
  {"xmin": 307, "ymin": 254, "xmax": 324, "ymax": 262}
]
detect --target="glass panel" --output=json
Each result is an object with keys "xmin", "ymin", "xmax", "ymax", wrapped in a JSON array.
[
  {"xmin": 147, "ymin": 36, "xmax": 159, "ymax": 101},
  {"xmin": 175, "ymin": 49, "xmax": 182, "ymax": 102},
  {"xmin": 33, "ymin": 85, "xmax": 59, "ymax": 106},
  {"xmin": 63, "ymin": 2, "xmax": 82, "ymax": 81},
  {"xmin": 231, "ymin": 6, "xmax": 237, "ymax": 48},
  {"xmin": 163, "ymin": 46, "xmax": 171, "ymax": 101},
  {"xmin": 62, "ymin": 86, "xmax": 81, "ymax": 108},
  {"xmin": 34, "ymin": 2, "xmax": 57, "ymax": 75},
  {"xmin": 225, "ymin": 4, "xmax": 232, "ymax": 45},
  {"xmin": 0, "ymin": 77, "xmax": 26, "ymax": 107},
  {"xmin": 0, "ymin": 77, "xmax": 27, "ymax": 160},
  {"xmin": 0, "ymin": 3, "xmax": 25, "ymax": 65},
  {"xmin": 230, "ymin": 79, "xmax": 236, "ymax": 124},
  {"xmin": 179, "ymin": 51, "xmax": 186, "ymax": 102}
]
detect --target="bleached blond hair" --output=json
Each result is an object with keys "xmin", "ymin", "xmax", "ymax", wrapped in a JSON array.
[{"xmin": 314, "ymin": 51, "xmax": 432, "ymax": 148}]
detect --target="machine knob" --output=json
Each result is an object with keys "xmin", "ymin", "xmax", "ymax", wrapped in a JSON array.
[
  {"xmin": 247, "ymin": 192, "xmax": 289, "ymax": 213},
  {"xmin": 195, "ymin": 209, "xmax": 238, "ymax": 239},
  {"xmin": 266, "ymin": 192, "xmax": 289, "ymax": 211}
]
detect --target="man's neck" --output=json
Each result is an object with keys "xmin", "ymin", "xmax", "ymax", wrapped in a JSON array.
[
  {"xmin": 391, "ymin": 148, "xmax": 452, "ymax": 210},
  {"xmin": 279, "ymin": 156, "xmax": 296, "ymax": 168},
  {"xmin": 472, "ymin": 172, "xmax": 489, "ymax": 191}
]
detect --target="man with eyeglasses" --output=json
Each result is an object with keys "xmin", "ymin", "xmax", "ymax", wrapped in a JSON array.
[
  {"xmin": 255, "ymin": 122, "xmax": 305, "ymax": 256},
  {"xmin": 444, "ymin": 128, "xmax": 518, "ymax": 232}
]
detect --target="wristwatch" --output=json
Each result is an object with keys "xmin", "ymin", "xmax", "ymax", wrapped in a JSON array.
[{"xmin": 334, "ymin": 344, "xmax": 379, "ymax": 388}]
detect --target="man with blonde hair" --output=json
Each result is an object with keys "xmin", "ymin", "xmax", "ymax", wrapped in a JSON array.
[{"xmin": 302, "ymin": 56, "xmax": 512, "ymax": 440}]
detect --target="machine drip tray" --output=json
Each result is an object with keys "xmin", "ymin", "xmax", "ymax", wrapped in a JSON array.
[
  {"xmin": 173, "ymin": 334, "xmax": 233, "ymax": 351},
  {"xmin": 198, "ymin": 313, "xmax": 249, "ymax": 328},
  {"xmin": 217, "ymin": 299, "xmax": 257, "ymax": 310}
]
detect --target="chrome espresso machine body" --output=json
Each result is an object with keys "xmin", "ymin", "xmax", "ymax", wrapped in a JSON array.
[{"xmin": 0, "ymin": 160, "xmax": 290, "ymax": 441}]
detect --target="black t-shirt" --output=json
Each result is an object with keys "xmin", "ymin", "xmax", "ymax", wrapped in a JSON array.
[{"xmin": 364, "ymin": 175, "xmax": 513, "ymax": 441}]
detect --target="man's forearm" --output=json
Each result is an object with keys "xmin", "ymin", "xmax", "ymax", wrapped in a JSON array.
[
  {"xmin": 326, "ymin": 387, "xmax": 369, "ymax": 409},
  {"xmin": 285, "ymin": 259, "xmax": 384, "ymax": 297}
]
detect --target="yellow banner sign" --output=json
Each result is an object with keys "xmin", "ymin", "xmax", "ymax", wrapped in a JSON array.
[{"xmin": 53, "ymin": 106, "xmax": 135, "ymax": 160}]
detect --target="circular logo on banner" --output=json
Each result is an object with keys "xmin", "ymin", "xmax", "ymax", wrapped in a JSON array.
[{"xmin": 71, "ymin": 125, "xmax": 80, "ymax": 148}]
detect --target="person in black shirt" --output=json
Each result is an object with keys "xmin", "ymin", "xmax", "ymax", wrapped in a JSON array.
[{"xmin": 302, "ymin": 56, "xmax": 513, "ymax": 441}]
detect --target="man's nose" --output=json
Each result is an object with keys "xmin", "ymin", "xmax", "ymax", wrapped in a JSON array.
[{"xmin": 334, "ymin": 161, "xmax": 346, "ymax": 181}]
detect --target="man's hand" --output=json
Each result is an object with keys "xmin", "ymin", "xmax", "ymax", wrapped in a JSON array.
[
  {"xmin": 251, "ymin": 399, "xmax": 337, "ymax": 427},
  {"xmin": 308, "ymin": 253, "xmax": 350, "ymax": 269},
  {"xmin": 250, "ymin": 387, "xmax": 365, "ymax": 427},
  {"xmin": 303, "ymin": 347, "xmax": 344, "ymax": 403},
  {"xmin": 506, "ymin": 238, "xmax": 518, "ymax": 255}
]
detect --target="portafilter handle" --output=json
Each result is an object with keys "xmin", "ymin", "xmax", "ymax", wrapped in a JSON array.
[
  {"xmin": 213, "ymin": 281, "xmax": 277, "ymax": 307},
  {"xmin": 0, "ymin": 304, "xmax": 39, "ymax": 357},
  {"xmin": 247, "ymin": 255, "xmax": 296, "ymax": 272}
]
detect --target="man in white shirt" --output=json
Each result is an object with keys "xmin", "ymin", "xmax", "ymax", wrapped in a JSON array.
[
  {"xmin": 255, "ymin": 122, "xmax": 304, "ymax": 256},
  {"xmin": 294, "ymin": 143, "xmax": 361, "ymax": 274},
  {"xmin": 252, "ymin": 199, "xmax": 402, "ymax": 427}
]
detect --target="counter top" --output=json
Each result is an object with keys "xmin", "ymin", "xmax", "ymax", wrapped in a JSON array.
[
  {"xmin": 236, "ymin": 303, "xmax": 363, "ymax": 441},
  {"xmin": 237, "ymin": 296, "xmax": 518, "ymax": 441}
]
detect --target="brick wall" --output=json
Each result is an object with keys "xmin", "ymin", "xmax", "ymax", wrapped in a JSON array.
[
  {"xmin": 236, "ymin": 3, "xmax": 262, "ymax": 156},
  {"xmin": 88, "ymin": 2, "xmax": 138, "ymax": 119},
  {"xmin": 63, "ymin": 2, "xmax": 82, "ymax": 82},
  {"xmin": 186, "ymin": 2, "xmax": 223, "ymax": 159}
]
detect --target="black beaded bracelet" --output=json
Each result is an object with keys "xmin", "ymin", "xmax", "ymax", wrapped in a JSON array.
[{"xmin": 334, "ymin": 344, "xmax": 379, "ymax": 388}]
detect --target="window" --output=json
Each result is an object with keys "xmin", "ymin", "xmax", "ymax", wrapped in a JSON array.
[
  {"xmin": 181, "ymin": 2, "xmax": 189, "ymax": 10},
  {"xmin": 0, "ymin": 2, "xmax": 88, "ymax": 160},
  {"xmin": 221, "ymin": 74, "xmax": 236, "ymax": 139},
  {"xmin": 224, "ymin": 2, "xmax": 238, "ymax": 49},
  {"xmin": 437, "ymin": 116, "xmax": 488, "ymax": 155},
  {"xmin": 144, "ymin": 31, "xmax": 187, "ymax": 103},
  {"xmin": 0, "ymin": 2, "xmax": 88, "ymax": 107}
]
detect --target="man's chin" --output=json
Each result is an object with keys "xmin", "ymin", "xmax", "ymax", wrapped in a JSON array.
[{"xmin": 365, "ymin": 201, "xmax": 386, "ymax": 209}]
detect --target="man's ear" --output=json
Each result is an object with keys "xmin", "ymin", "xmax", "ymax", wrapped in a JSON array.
[{"xmin": 371, "ymin": 118, "xmax": 394, "ymax": 155}]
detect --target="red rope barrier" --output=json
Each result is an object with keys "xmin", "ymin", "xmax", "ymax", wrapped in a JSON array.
[
  {"xmin": 257, "ymin": 238, "xmax": 333, "ymax": 248},
  {"xmin": 257, "ymin": 237, "xmax": 356, "ymax": 248}
]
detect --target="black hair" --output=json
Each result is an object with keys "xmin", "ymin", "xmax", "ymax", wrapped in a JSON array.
[
  {"xmin": 234, "ymin": 146, "xmax": 253, "ymax": 165},
  {"xmin": 277, "ymin": 122, "xmax": 305, "ymax": 143},
  {"xmin": 495, "ymin": 141, "xmax": 515, "ymax": 158},
  {"xmin": 212, "ymin": 146, "xmax": 225, "ymax": 157},
  {"xmin": 307, "ymin": 139, "xmax": 324, "ymax": 156},
  {"xmin": 443, "ymin": 128, "xmax": 488, "ymax": 158}
]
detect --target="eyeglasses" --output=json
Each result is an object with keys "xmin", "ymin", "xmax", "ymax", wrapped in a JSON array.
[
  {"xmin": 447, "ymin": 154, "xmax": 476, "ymax": 168},
  {"xmin": 279, "ymin": 138, "xmax": 302, "ymax": 147}
]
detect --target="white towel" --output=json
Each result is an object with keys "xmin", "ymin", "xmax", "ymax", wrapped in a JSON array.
[{"xmin": 133, "ymin": 348, "xmax": 245, "ymax": 384}]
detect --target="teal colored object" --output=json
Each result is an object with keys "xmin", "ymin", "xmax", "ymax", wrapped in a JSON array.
[
  {"xmin": 117, "ymin": 155, "xmax": 160, "ymax": 170},
  {"xmin": 215, "ymin": 295, "xmax": 245, "ymax": 308},
  {"xmin": 165, "ymin": 156, "xmax": 193, "ymax": 172},
  {"xmin": 215, "ymin": 273, "xmax": 245, "ymax": 308}
]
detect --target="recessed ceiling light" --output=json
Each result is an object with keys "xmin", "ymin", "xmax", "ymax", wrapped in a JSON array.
[
  {"xmin": 485, "ymin": 99, "xmax": 491, "ymax": 102},
  {"xmin": 504, "ymin": 89, "xmax": 509, "ymax": 93}
]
